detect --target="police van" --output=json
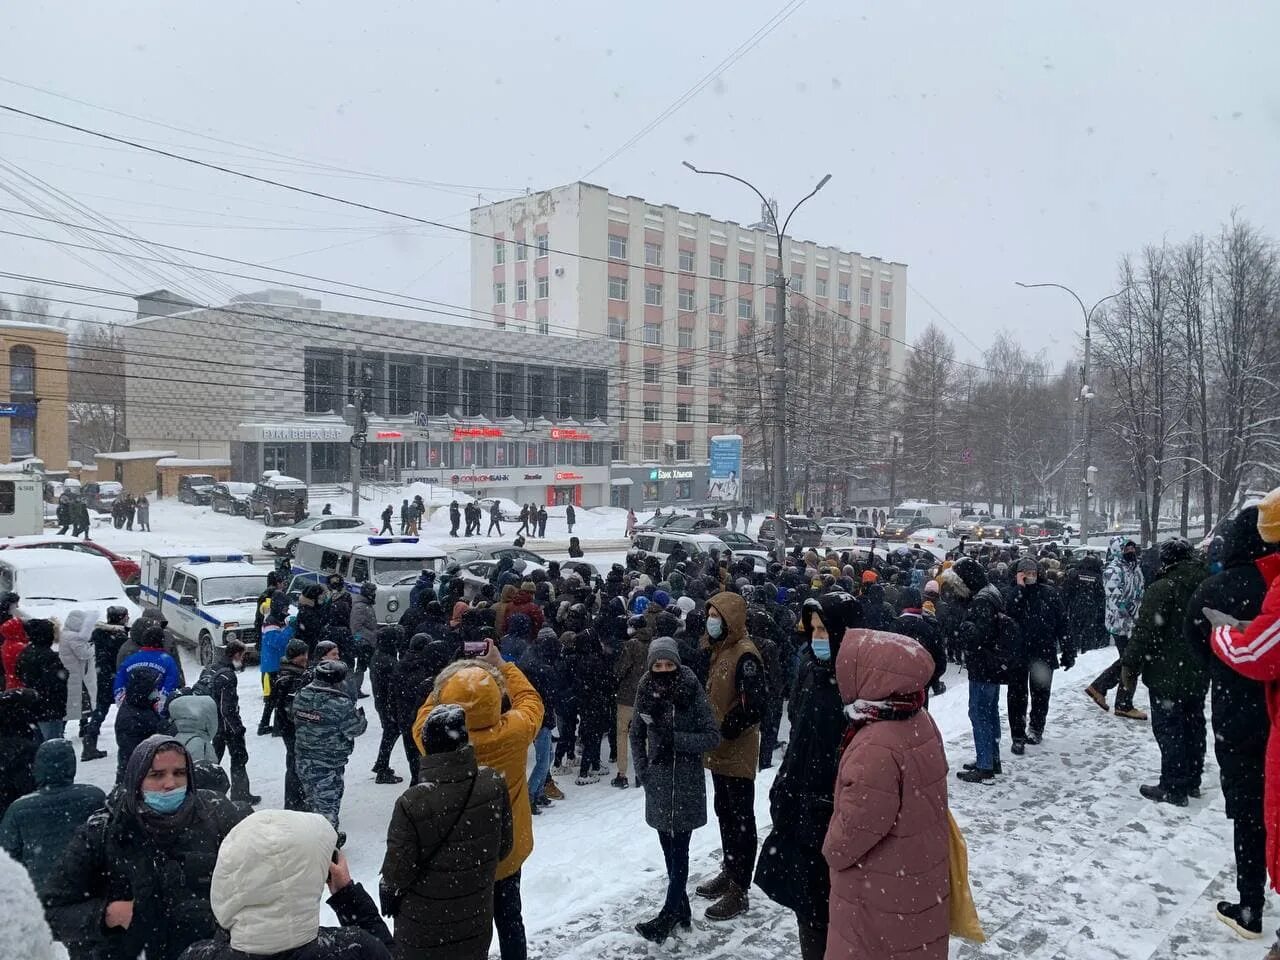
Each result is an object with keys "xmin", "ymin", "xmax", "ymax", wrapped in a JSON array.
[
  {"xmin": 140, "ymin": 550, "xmax": 272, "ymax": 666},
  {"xmin": 290, "ymin": 533, "xmax": 447, "ymax": 624}
]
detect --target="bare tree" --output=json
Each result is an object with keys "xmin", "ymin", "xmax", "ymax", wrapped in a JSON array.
[
  {"xmin": 1093, "ymin": 246, "xmax": 1185, "ymax": 544},
  {"xmin": 1207, "ymin": 215, "xmax": 1280, "ymax": 514},
  {"xmin": 897, "ymin": 324, "xmax": 958, "ymax": 501},
  {"xmin": 68, "ymin": 321, "xmax": 127, "ymax": 459}
]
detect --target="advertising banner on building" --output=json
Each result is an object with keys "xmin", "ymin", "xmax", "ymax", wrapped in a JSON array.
[{"xmin": 707, "ymin": 434, "xmax": 742, "ymax": 502}]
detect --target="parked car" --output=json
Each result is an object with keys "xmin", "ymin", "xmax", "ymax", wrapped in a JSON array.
[
  {"xmin": 81, "ymin": 481, "xmax": 123, "ymax": 515},
  {"xmin": 757, "ymin": 515, "xmax": 823, "ymax": 550},
  {"xmin": 447, "ymin": 544, "xmax": 550, "ymax": 570},
  {"xmin": 710, "ymin": 530, "xmax": 770, "ymax": 559},
  {"xmin": 141, "ymin": 554, "xmax": 269, "ymax": 666},
  {"xmin": 0, "ymin": 534, "xmax": 141, "ymax": 583},
  {"xmin": 950, "ymin": 514, "xmax": 987, "ymax": 538},
  {"xmin": 474, "ymin": 497, "xmax": 523, "ymax": 523},
  {"xmin": 177, "ymin": 474, "xmax": 219, "ymax": 505},
  {"xmin": 974, "ymin": 516, "xmax": 1013, "ymax": 539},
  {"xmin": 662, "ymin": 515, "xmax": 727, "ymax": 534},
  {"xmin": 246, "ymin": 474, "xmax": 309, "ymax": 526},
  {"xmin": 820, "ymin": 522, "xmax": 879, "ymax": 550},
  {"xmin": 210, "ymin": 481, "xmax": 256, "ymax": 515},
  {"xmin": 628, "ymin": 531, "xmax": 730, "ymax": 567},
  {"xmin": 262, "ymin": 514, "xmax": 368, "ymax": 556},
  {"xmin": 880, "ymin": 515, "xmax": 933, "ymax": 540},
  {"xmin": 633, "ymin": 511, "xmax": 695, "ymax": 534},
  {"xmin": 0, "ymin": 550, "xmax": 143, "ymax": 628}
]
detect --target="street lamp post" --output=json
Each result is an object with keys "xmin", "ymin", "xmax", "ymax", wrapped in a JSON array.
[
  {"xmin": 682, "ymin": 161, "xmax": 831, "ymax": 563},
  {"xmin": 1014, "ymin": 281, "xmax": 1127, "ymax": 546}
]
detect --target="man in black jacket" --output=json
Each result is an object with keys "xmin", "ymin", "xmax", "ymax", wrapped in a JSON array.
[
  {"xmin": 943, "ymin": 557, "xmax": 1014, "ymax": 784},
  {"xmin": 1062, "ymin": 553, "xmax": 1108, "ymax": 652},
  {"xmin": 1005, "ymin": 558, "xmax": 1071, "ymax": 754},
  {"xmin": 273, "ymin": 639, "xmax": 311, "ymax": 811},
  {"xmin": 204, "ymin": 640, "xmax": 260, "ymax": 805},
  {"xmin": 15, "ymin": 619, "xmax": 67, "ymax": 741},
  {"xmin": 82, "ymin": 606, "xmax": 129, "ymax": 762},
  {"xmin": 1184, "ymin": 506, "xmax": 1274, "ymax": 939},
  {"xmin": 449, "ymin": 500, "xmax": 461, "ymax": 537},
  {"xmin": 894, "ymin": 587, "xmax": 947, "ymax": 698},
  {"xmin": 487, "ymin": 500, "xmax": 503, "ymax": 537}
]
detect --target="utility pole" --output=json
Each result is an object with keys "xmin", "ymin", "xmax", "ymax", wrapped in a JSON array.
[
  {"xmin": 888, "ymin": 434, "xmax": 900, "ymax": 506},
  {"xmin": 1015, "ymin": 281, "xmax": 1126, "ymax": 547},
  {"xmin": 344, "ymin": 346, "xmax": 369, "ymax": 518},
  {"xmin": 681, "ymin": 162, "xmax": 831, "ymax": 564}
]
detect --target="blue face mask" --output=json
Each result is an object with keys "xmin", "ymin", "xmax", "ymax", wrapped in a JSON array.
[
  {"xmin": 142, "ymin": 786, "xmax": 187, "ymax": 814},
  {"xmin": 811, "ymin": 637, "xmax": 832, "ymax": 661},
  {"xmin": 706, "ymin": 617, "xmax": 723, "ymax": 639}
]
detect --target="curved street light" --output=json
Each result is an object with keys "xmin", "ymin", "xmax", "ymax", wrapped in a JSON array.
[{"xmin": 682, "ymin": 162, "xmax": 831, "ymax": 561}]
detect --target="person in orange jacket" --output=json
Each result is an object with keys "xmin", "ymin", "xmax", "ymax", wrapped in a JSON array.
[
  {"xmin": 1210, "ymin": 488, "xmax": 1280, "ymax": 958},
  {"xmin": 413, "ymin": 639, "xmax": 542, "ymax": 960}
]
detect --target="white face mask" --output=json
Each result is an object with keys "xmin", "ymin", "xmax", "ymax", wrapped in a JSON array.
[{"xmin": 706, "ymin": 616, "xmax": 723, "ymax": 639}]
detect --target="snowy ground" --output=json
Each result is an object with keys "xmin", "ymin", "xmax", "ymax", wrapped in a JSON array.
[{"xmin": 69, "ymin": 636, "xmax": 1277, "ymax": 959}]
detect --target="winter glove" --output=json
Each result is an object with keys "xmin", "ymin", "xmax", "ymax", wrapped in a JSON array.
[
  {"xmin": 1060, "ymin": 652, "xmax": 1076, "ymax": 671},
  {"xmin": 378, "ymin": 881, "xmax": 402, "ymax": 919},
  {"xmin": 720, "ymin": 705, "xmax": 753, "ymax": 741}
]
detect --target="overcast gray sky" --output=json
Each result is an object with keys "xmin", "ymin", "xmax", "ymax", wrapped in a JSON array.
[{"xmin": 1, "ymin": 0, "xmax": 1276, "ymax": 362}]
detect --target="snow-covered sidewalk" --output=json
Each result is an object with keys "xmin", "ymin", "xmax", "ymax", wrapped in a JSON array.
[{"xmin": 73, "ymin": 647, "xmax": 1275, "ymax": 959}]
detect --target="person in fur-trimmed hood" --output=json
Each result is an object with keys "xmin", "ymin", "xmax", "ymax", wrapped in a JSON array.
[{"xmin": 411, "ymin": 641, "xmax": 542, "ymax": 960}]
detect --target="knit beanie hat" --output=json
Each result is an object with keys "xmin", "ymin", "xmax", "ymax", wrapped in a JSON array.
[
  {"xmin": 422, "ymin": 703, "xmax": 469, "ymax": 753},
  {"xmin": 861, "ymin": 570, "xmax": 878, "ymax": 584},
  {"xmin": 284, "ymin": 639, "xmax": 309, "ymax": 660},
  {"xmin": 1015, "ymin": 557, "xmax": 1039, "ymax": 574},
  {"xmin": 1259, "ymin": 487, "xmax": 1280, "ymax": 544},
  {"xmin": 646, "ymin": 636, "xmax": 682, "ymax": 670}
]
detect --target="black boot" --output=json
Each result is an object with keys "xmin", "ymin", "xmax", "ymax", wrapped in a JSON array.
[
  {"xmin": 956, "ymin": 768, "xmax": 996, "ymax": 784},
  {"xmin": 695, "ymin": 871, "xmax": 731, "ymax": 900},
  {"xmin": 80, "ymin": 734, "xmax": 107, "ymax": 762},
  {"xmin": 635, "ymin": 911, "xmax": 680, "ymax": 944},
  {"xmin": 1011, "ymin": 739, "xmax": 1026, "ymax": 755},
  {"xmin": 704, "ymin": 882, "xmax": 749, "ymax": 921},
  {"xmin": 375, "ymin": 769, "xmax": 404, "ymax": 785},
  {"xmin": 963, "ymin": 760, "xmax": 1002, "ymax": 775}
]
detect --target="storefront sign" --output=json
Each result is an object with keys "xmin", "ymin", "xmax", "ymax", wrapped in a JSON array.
[
  {"xmin": 452, "ymin": 427, "xmax": 504, "ymax": 439},
  {"xmin": 450, "ymin": 473, "xmax": 510, "ymax": 484},
  {"xmin": 0, "ymin": 403, "xmax": 36, "ymax": 418},
  {"xmin": 649, "ymin": 467, "xmax": 694, "ymax": 481},
  {"xmin": 245, "ymin": 424, "xmax": 351, "ymax": 443},
  {"xmin": 374, "ymin": 431, "xmax": 403, "ymax": 440},
  {"xmin": 554, "ymin": 471, "xmax": 584, "ymax": 481},
  {"xmin": 550, "ymin": 428, "xmax": 592, "ymax": 441}
]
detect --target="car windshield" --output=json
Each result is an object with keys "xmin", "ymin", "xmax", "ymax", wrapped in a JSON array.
[
  {"xmin": 187, "ymin": 476, "xmax": 216, "ymax": 485},
  {"xmin": 202, "ymin": 575, "xmax": 269, "ymax": 604},
  {"xmin": 372, "ymin": 557, "xmax": 436, "ymax": 584},
  {"xmin": 99, "ymin": 482, "xmax": 123, "ymax": 495},
  {"xmin": 288, "ymin": 517, "xmax": 325, "ymax": 530}
]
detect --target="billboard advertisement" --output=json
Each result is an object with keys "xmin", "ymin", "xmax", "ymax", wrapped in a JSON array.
[{"xmin": 707, "ymin": 434, "xmax": 742, "ymax": 502}]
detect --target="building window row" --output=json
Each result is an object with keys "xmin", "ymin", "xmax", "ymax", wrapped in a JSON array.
[{"xmin": 494, "ymin": 235, "xmax": 549, "ymax": 265}]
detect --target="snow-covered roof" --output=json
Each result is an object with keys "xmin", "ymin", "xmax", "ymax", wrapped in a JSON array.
[
  {"xmin": 261, "ymin": 474, "xmax": 306, "ymax": 488},
  {"xmin": 95, "ymin": 450, "xmax": 178, "ymax": 461},
  {"xmin": 156, "ymin": 458, "xmax": 232, "ymax": 468},
  {"xmin": 0, "ymin": 319, "xmax": 69, "ymax": 334}
]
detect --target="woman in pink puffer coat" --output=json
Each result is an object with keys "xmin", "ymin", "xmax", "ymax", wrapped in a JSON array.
[{"xmin": 823, "ymin": 628, "xmax": 950, "ymax": 959}]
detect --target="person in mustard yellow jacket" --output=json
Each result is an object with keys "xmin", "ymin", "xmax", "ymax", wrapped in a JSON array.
[{"xmin": 414, "ymin": 641, "xmax": 542, "ymax": 960}]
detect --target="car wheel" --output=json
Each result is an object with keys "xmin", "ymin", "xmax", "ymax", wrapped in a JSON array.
[
  {"xmin": 198, "ymin": 631, "xmax": 214, "ymax": 667},
  {"xmin": 263, "ymin": 510, "xmax": 274, "ymax": 527}
]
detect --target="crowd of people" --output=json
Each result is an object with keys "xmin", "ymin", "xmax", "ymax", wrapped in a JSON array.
[{"xmin": 4, "ymin": 492, "xmax": 1280, "ymax": 959}]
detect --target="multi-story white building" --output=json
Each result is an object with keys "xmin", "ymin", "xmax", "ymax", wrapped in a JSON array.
[{"xmin": 471, "ymin": 181, "xmax": 907, "ymax": 509}]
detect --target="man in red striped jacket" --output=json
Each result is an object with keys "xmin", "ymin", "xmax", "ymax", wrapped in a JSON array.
[{"xmin": 1211, "ymin": 488, "xmax": 1280, "ymax": 959}]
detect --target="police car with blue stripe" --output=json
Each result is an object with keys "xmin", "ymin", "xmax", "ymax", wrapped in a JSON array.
[{"xmin": 140, "ymin": 550, "xmax": 272, "ymax": 666}]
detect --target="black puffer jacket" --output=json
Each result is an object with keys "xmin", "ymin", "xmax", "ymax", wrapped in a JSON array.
[
  {"xmin": 945, "ymin": 558, "xmax": 1013, "ymax": 684},
  {"xmin": 1063, "ymin": 555, "xmax": 1108, "ymax": 651},
  {"xmin": 394, "ymin": 638, "xmax": 456, "ymax": 734},
  {"xmin": 15, "ymin": 623, "xmax": 66, "ymax": 722},
  {"xmin": 1185, "ymin": 506, "xmax": 1274, "ymax": 819},
  {"xmin": 44, "ymin": 735, "xmax": 248, "ymax": 960},
  {"xmin": 755, "ymin": 592, "xmax": 859, "ymax": 928},
  {"xmin": 0, "ymin": 688, "xmax": 38, "ymax": 819},
  {"xmin": 518, "ymin": 632, "xmax": 560, "ymax": 730},
  {"xmin": 380, "ymin": 745, "xmax": 513, "ymax": 960},
  {"xmin": 1005, "ymin": 580, "xmax": 1070, "ymax": 668}
]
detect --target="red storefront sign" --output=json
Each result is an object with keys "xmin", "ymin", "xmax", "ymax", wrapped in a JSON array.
[
  {"xmin": 550, "ymin": 428, "xmax": 591, "ymax": 441},
  {"xmin": 554, "ymin": 471, "xmax": 584, "ymax": 481},
  {"xmin": 374, "ymin": 431, "xmax": 403, "ymax": 440},
  {"xmin": 452, "ymin": 427, "xmax": 504, "ymax": 439}
]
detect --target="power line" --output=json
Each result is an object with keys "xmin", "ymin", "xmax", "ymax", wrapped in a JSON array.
[
  {"xmin": 0, "ymin": 101, "xmax": 779, "ymax": 291},
  {"xmin": 579, "ymin": 0, "xmax": 806, "ymax": 179}
]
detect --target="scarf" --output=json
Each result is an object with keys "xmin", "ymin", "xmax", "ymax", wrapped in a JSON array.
[{"xmin": 838, "ymin": 689, "xmax": 927, "ymax": 754}]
